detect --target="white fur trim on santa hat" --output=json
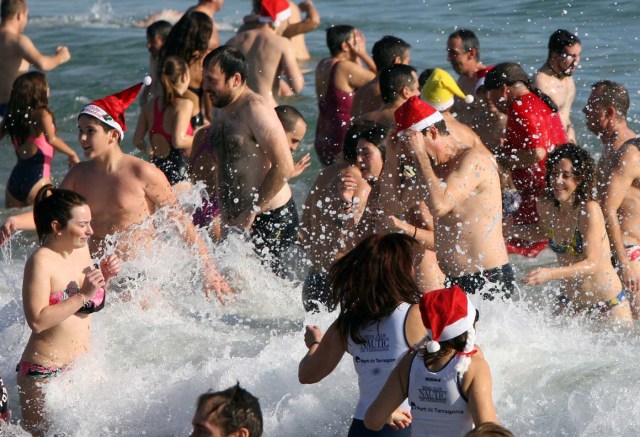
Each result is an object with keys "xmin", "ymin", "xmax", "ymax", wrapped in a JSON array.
[
  {"xmin": 259, "ymin": 6, "xmax": 291, "ymax": 27},
  {"xmin": 429, "ymin": 96, "xmax": 455, "ymax": 112},
  {"xmin": 439, "ymin": 297, "xmax": 476, "ymax": 342},
  {"xmin": 80, "ymin": 104, "xmax": 124, "ymax": 140},
  {"xmin": 397, "ymin": 110, "xmax": 444, "ymax": 136}
]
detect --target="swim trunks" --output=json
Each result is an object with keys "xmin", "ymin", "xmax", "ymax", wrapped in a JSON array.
[
  {"xmin": 446, "ymin": 263, "xmax": 515, "ymax": 300},
  {"xmin": 302, "ymin": 269, "xmax": 333, "ymax": 313},
  {"xmin": 193, "ymin": 194, "xmax": 220, "ymax": 228},
  {"xmin": 16, "ymin": 361, "xmax": 64, "ymax": 379},
  {"xmin": 8, "ymin": 134, "xmax": 55, "ymax": 203},
  {"xmin": 0, "ymin": 376, "xmax": 8, "ymax": 422},
  {"xmin": 250, "ymin": 197, "xmax": 299, "ymax": 277}
]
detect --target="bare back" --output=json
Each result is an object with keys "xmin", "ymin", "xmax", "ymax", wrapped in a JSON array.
[
  {"xmin": 351, "ymin": 78, "xmax": 382, "ymax": 118},
  {"xmin": 0, "ymin": 29, "xmax": 29, "ymax": 103},
  {"xmin": 533, "ymin": 68, "xmax": 576, "ymax": 134}
]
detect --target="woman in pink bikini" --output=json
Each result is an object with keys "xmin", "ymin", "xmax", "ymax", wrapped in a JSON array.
[
  {"xmin": 0, "ymin": 72, "xmax": 80, "ymax": 207},
  {"xmin": 17, "ymin": 185, "xmax": 120, "ymax": 435},
  {"xmin": 134, "ymin": 56, "xmax": 194, "ymax": 185}
]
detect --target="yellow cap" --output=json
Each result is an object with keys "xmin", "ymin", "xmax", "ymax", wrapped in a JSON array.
[{"xmin": 421, "ymin": 68, "xmax": 474, "ymax": 111}]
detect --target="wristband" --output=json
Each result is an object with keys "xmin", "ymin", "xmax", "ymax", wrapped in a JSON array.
[{"xmin": 412, "ymin": 226, "xmax": 417, "ymax": 239}]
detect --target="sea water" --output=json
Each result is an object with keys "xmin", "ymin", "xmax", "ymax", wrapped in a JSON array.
[{"xmin": 1, "ymin": 0, "xmax": 640, "ymax": 435}]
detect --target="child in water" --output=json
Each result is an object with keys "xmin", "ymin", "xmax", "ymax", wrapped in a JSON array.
[
  {"xmin": 0, "ymin": 72, "xmax": 80, "ymax": 207},
  {"xmin": 134, "ymin": 55, "xmax": 194, "ymax": 185}
]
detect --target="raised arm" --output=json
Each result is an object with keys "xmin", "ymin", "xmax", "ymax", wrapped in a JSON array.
[
  {"xmin": 18, "ymin": 35, "xmax": 70, "ymax": 71},
  {"xmin": 283, "ymin": 0, "xmax": 320, "ymax": 38}
]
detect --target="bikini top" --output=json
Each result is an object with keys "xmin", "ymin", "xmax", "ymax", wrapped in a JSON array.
[
  {"xmin": 49, "ymin": 286, "xmax": 105, "ymax": 314},
  {"xmin": 150, "ymin": 97, "xmax": 195, "ymax": 146},
  {"xmin": 547, "ymin": 219, "xmax": 583, "ymax": 257}
]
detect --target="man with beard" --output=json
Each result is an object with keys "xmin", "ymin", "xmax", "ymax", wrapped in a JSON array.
[
  {"xmin": 201, "ymin": 46, "xmax": 296, "ymax": 275},
  {"xmin": 446, "ymin": 29, "xmax": 485, "ymax": 126},
  {"xmin": 584, "ymin": 81, "xmax": 640, "ymax": 316},
  {"xmin": 533, "ymin": 29, "xmax": 581, "ymax": 143}
]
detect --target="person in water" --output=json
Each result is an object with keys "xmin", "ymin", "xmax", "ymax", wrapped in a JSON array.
[
  {"xmin": 191, "ymin": 383, "xmax": 263, "ymax": 437},
  {"xmin": 17, "ymin": 186, "xmax": 120, "ymax": 436},
  {"xmin": 299, "ymin": 233, "xmax": 427, "ymax": 436},
  {"xmin": 364, "ymin": 285, "xmax": 498, "ymax": 435},
  {"xmin": 0, "ymin": 71, "xmax": 80, "ymax": 207},
  {"xmin": 505, "ymin": 144, "xmax": 633, "ymax": 322},
  {"xmin": 134, "ymin": 55, "xmax": 193, "ymax": 186}
]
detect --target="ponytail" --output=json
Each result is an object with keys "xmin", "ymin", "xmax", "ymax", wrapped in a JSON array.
[{"xmin": 159, "ymin": 55, "xmax": 189, "ymax": 107}]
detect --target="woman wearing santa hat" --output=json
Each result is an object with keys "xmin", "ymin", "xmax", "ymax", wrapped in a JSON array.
[
  {"xmin": 298, "ymin": 233, "xmax": 427, "ymax": 436},
  {"xmin": 364, "ymin": 286, "xmax": 498, "ymax": 436}
]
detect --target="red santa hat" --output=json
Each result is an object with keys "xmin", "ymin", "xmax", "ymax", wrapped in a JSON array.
[
  {"xmin": 420, "ymin": 285, "xmax": 476, "ymax": 357},
  {"xmin": 79, "ymin": 76, "xmax": 152, "ymax": 140},
  {"xmin": 259, "ymin": 0, "xmax": 291, "ymax": 27},
  {"xmin": 394, "ymin": 95, "xmax": 444, "ymax": 136},
  {"xmin": 475, "ymin": 66, "xmax": 495, "ymax": 92}
]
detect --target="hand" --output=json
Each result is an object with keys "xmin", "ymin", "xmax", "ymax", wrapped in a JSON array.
[
  {"xmin": 291, "ymin": 153, "xmax": 311, "ymax": 178},
  {"xmin": 99, "ymin": 254, "xmax": 121, "ymax": 282},
  {"xmin": 229, "ymin": 209, "xmax": 258, "ymax": 232},
  {"xmin": 348, "ymin": 29, "xmax": 367, "ymax": 57},
  {"xmin": 620, "ymin": 262, "xmax": 640, "ymax": 295},
  {"xmin": 80, "ymin": 266, "xmax": 106, "ymax": 298},
  {"xmin": 205, "ymin": 269, "xmax": 235, "ymax": 305},
  {"xmin": 56, "ymin": 46, "xmax": 71, "ymax": 63},
  {"xmin": 0, "ymin": 217, "xmax": 17, "ymax": 245},
  {"xmin": 68, "ymin": 153, "xmax": 81, "ymax": 167},
  {"xmin": 399, "ymin": 129, "xmax": 427, "ymax": 157},
  {"xmin": 387, "ymin": 408, "xmax": 412, "ymax": 430},
  {"xmin": 338, "ymin": 168, "xmax": 359, "ymax": 203},
  {"xmin": 524, "ymin": 267, "xmax": 553, "ymax": 285},
  {"xmin": 304, "ymin": 325, "xmax": 323, "ymax": 348}
]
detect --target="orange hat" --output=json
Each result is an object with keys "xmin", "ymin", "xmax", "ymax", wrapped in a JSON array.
[
  {"xmin": 79, "ymin": 76, "xmax": 151, "ymax": 140},
  {"xmin": 394, "ymin": 95, "xmax": 444, "ymax": 136}
]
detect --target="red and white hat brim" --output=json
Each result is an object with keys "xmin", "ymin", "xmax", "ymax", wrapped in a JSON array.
[
  {"xmin": 80, "ymin": 104, "xmax": 124, "ymax": 140},
  {"xmin": 397, "ymin": 110, "xmax": 444, "ymax": 136},
  {"xmin": 259, "ymin": 7, "xmax": 291, "ymax": 26}
]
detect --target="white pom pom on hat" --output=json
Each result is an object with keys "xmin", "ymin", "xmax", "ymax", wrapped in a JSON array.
[
  {"xmin": 464, "ymin": 94, "xmax": 475, "ymax": 103},
  {"xmin": 143, "ymin": 75, "xmax": 152, "ymax": 86},
  {"xmin": 426, "ymin": 340, "xmax": 441, "ymax": 353}
]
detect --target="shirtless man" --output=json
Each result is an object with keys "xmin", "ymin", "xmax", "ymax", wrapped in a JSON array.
[
  {"xmin": 1, "ymin": 81, "xmax": 232, "ymax": 303},
  {"xmin": 533, "ymin": 29, "xmax": 581, "ymax": 143},
  {"xmin": 446, "ymin": 29, "xmax": 485, "ymax": 127},
  {"xmin": 393, "ymin": 96, "xmax": 512, "ymax": 299},
  {"xmin": 226, "ymin": 0, "xmax": 304, "ymax": 107},
  {"xmin": 351, "ymin": 35, "xmax": 411, "ymax": 118},
  {"xmin": 358, "ymin": 64, "xmax": 420, "ymax": 128},
  {"xmin": 0, "ymin": 0, "xmax": 70, "ymax": 118},
  {"xmin": 421, "ymin": 67, "xmax": 489, "ymax": 154},
  {"xmin": 584, "ymin": 81, "xmax": 640, "ymax": 315},
  {"xmin": 202, "ymin": 46, "xmax": 296, "ymax": 274}
]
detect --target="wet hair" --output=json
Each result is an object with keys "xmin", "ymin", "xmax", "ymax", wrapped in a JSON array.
[
  {"xmin": 329, "ymin": 233, "xmax": 422, "ymax": 345},
  {"xmin": 342, "ymin": 119, "xmax": 378, "ymax": 163},
  {"xmin": 545, "ymin": 143, "xmax": 596, "ymax": 208},
  {"xmin": 379, "ymin": 64, "xmax": 417, "ymax": 104},
  {"xmin": 4, "ymin": 72, "xmax": 50, "ymax": 146},
  {"xmin": 1, "ymin": 0, "xmax": 26, "ymax": 21},
  {"xmin": 465, "ymin": 422, "xmax": 515, "ymax": 437},
  {"xmin": 372, "ymin": 35, "xmax": 411, "ymax": 71},
  {"xmin": 159, "ymin": 56, "xmax": 189, "ymax": 105},
  {"xmin": 421, "ymin": 119, "xmax": 450, "ymax": 137},
  {"xmin": 275, "ymin": 105, "xmax": 306, "ymax": 133},
  {"xmin": 195, "ymin": 383, "xmax": 263, "ymax": 437},
  {"xmin": 203, "ymin": 45, "xmax": 248, "ymax": 83},
  {"xmin": 548, "ymin": 29, "xmax": 581, "ymax": 55},
  {"xmin": 326, "ymin": 25, "xmax": 354, "ymax": 57},
  {"xmin": 418, "ymin": 68, "xmax": 434, "ymax": 91},
  {"xmin": 590, "ymin": 80, "xmax": 629, "ymax": 119},
  {"xmin": 484, "ymin": 62, "xmax": 558, "ymax": 112},
  {"xmin": 146, "ymin": 20, "xmax": 172, "ymax": 42},
  {"xmin": 448, "ymin": 29, "xmax": 480, "ymax": 60},
  {"xmin": 33, "ymin": 185, "xmax": 88, "ymax": 245},
  {"xmin": 159, "ymin": 10, "xmax": 213, "ymax": 66}
]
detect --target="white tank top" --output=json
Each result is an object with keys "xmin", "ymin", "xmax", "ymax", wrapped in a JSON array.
[
  {"xmin": 346, "ymin": 302, "xmax": 412, "ymax": 419},
  {"xmin": 408, "ymin": 353, "xmax": 473, "ymax": 436}
]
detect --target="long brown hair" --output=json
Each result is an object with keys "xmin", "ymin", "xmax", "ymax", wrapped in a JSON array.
[
  {"xmin": 329, "ymin": 233, "xmax": 422, "ymax": 345},
  {"xmin": 5, "ymin": 72, "xmax": 51, "ymax": 146},
  {"xmin": 33, "ymin": 184, "xmax": 88, "ymax": 244},
  {"xmin": 159, "ymin": 56, "xmax": 189, "ymax": 107}
]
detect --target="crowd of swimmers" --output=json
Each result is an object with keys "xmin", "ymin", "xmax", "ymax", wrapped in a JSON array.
[{"xmin": 0, "ymin": 0, "xmax": 639, "ymax": 435}]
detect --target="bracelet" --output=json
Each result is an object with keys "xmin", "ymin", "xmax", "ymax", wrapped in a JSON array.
[
  {"xmin": 412, "ymin": 226, "xmax": 417, "ymax": 239},
  {"xmin": 77, "ymin": 293, "xmax": 87, "ymax": 307}
]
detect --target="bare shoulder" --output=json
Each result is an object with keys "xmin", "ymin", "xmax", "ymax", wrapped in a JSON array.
[
  {"xmin": 614, "ymin": 141, "xmax": 640, "ymax": 170},
  {"xmin": 61, "ymin": 160, "xmax": 95, "ymax": 189},
  {"xmin": 123, "ymin": 154, "xmax": 164, "ymax": 182}
]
